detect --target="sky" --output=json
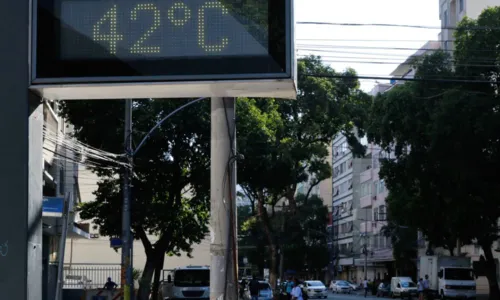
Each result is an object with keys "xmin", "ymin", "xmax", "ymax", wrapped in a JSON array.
[{"xmin": 294, "ymin": 0, "xmax": 441, "ymax": 92}]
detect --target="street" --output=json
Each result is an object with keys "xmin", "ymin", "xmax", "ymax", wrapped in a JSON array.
[
  {"xmin": 326, "ymin": 291, "xmax": 382, "ymax": 300},
  {"xmin": 325, "ymin": 292, "xmax": 490, "ymax": 300}
]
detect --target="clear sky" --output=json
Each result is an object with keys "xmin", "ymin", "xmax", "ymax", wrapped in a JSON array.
[{"xmin": 295, "ymin": 0, "xmax": 441, "ymax": 91}]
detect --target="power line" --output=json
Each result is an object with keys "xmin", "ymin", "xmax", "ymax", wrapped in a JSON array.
[
  {"xmin": 298, "ymin": 45, "xmax": 500, "ymax": 53},
  {"xmin": 297, "ymin": 38, "xmax": 454, "ymax": 43},
  {"xmin": 304, "ymin": 73, "xmax": 498, "ymax": 84},
  {"xmin": 296, "ymin": 21, "xmax": 500, "ymax": 31},
  {"xmin": 301, "ymin": 58, "xmax": 500, "ymax": 69}
]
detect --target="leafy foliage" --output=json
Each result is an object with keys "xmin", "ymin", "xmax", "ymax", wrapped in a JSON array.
[
  {"xmin": 367, "ymin": 7, "xmax": 500, "ymax": 299},
  {"xmin": 60, "ymin": 99, "xmax": 211, "ymax": 299},
  {"xmin": 240, "ymin": 195, "xmax": 329, "ymax": 275},
  {"xmin": 236, "ymin": 56, "xmax": 370, "ymax": 286}
]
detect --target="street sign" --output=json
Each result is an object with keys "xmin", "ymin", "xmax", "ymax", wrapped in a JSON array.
[
  {"xmin": 31, "ymin": 0, "xmax": 296, "ymax": 100},
  {"xmin": 42, "ymin": 197, "xmax": 65, "ymax": 217}
]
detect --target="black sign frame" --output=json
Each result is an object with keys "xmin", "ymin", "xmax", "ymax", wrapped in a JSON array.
[{"xmin": 31, "ymin": 0, "xmax": 293, "ymax": 85}]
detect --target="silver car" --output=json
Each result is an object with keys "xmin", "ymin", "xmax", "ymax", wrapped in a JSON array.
[
  {"xmin": 333, "ymin": 281, "xmax": 351, "ymax": 294},
  {"xmin": 301, "ymin": 280, "xmax": 328, "ymax": 299}
]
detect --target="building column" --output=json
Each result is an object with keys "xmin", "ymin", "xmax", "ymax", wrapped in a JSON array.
[{"xmin": 0, "ymin": 0, "xmax": 44, "ymax": 297}]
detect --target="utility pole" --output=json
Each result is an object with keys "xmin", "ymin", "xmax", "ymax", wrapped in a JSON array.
[
  {"xmin": 210, "ymin": 97, "xmax": 238, "ymax": 300},
  {"xmin": 363, "ymin": 206, "xmax": 368, "ymax": 279},
  {"xmin": 122, "ymin": 99, "xmax": 133, "ymax": 300},
  {"xmin": 279, "ymin": 203, "xmax": 286, "ymax": 283}
]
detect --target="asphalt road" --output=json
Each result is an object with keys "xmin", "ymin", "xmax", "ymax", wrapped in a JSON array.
[
  {"xmin": 326, "ymin": 291, "xmax": 489, "ymax": 300},
  {"xmin": 327, "ymin": 291, "xmax": 381, "ymax": 300}
]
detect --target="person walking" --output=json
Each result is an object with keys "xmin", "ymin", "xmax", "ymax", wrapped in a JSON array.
[
  {"xmin": 417, "ymin": 278, "xmax": 424, "ymax": 300},
  {"xmin": 240, "ymin": 278, "xmax": 247, "ymax": 299},
  {"xmin": 291, "ymin": 278, "xmax": 303, "ymax": 300},
  {"xmin": 286, "ymin": 277, "xmax": 294, "ymax": 300},
  {"xmin": 248, "ymin": 275, "xmax": 260, "ymax": 300},
  {"xmin": 363, "ymin": 278, "xmax": 369, "ymax": 298},
  {"xmin": 423, "ymin": 275, "xmax": 430, "ymax": 300}
]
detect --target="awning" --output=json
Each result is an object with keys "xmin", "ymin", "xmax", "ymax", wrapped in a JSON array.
[{"xmin": 68, "ymin": 224, "xmax": 90, "ymax": 239}]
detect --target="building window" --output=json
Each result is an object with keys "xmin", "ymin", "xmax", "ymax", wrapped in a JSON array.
[
  {"xmin": 444, "ymin": 10, "xmax": 448, "ymax": 26},
  {"xmin": 459, "ymin": 0, "xmax": 464, "ymax": 13},
  {"xmin": 360, "ymin": 181, "xmax": 372, "ymax": 197}
]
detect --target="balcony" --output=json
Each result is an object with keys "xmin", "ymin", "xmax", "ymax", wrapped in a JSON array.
[
  {"xmin": 360, "ymin": 222, "xmax": 372, "ymax": 233},
  {"xmin": 360, "ymin": 169, "xmax": 372, "ymax": 183},
  {"xmin": 360, "ymin": 195, "xmax": 372, "ymax": 208}
]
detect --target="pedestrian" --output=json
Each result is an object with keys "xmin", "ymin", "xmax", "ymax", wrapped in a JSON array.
[
  {"xmin": 240, "ymin": 278, "xmax": 247, "ymax": 299},
  {"xmin": 423, "ymin": 275, "xmax": 430, "ymax": 300},
  {"xmin": 248, "ymin": 275, "xmax": 260, "ymax": 300},
  {"xmin": 417, "ymin": 278, "xmax": 424, "ymax": 300},
  {"xmin": 103, "ymin": 277, "xmax": 117, "ymax": 291},
  {"xmin": 291, "ymin": 278, "xmax": 303, "ymax": 300},
  {"xmin": 286, "ymin": 277, "xmax": 294, "ymax": 300},
  {"xmin": 363, "ymin": 277, "xmax": 369, "ymax": 298}
]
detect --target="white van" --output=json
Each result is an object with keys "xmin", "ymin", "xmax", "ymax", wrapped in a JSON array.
[
  {"xmin": 160, "ymin": 266, "xmax": 210, "ymax": 300},
  {"xmin": 390, "ymin": 277, "xmax": 418, "ymax": 298}
]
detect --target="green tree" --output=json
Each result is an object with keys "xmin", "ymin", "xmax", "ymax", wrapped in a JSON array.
[
  {"xmin": 59, "ymin": 99, "xmax": 211, "ymax": 300},
  {"xmin": 237, "ymin": 55, "xmax": 370, "ymax": 286},
  {"xmin": 240, "ymin": 194, "xmax": 329, "ymax": 277},
  {"xmin": 367, "ymin": 8, "xmax": 500, "ymax": 297}
]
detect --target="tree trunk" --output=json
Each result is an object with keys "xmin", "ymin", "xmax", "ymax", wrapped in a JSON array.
[
  {"xmin": 151, "ymin": 254, "xmax": 165, "ymax": 300},
  {"xmin": 257, "ymin": 195, "xmax": 278, "ymax": 288},
  {"xmin": 481, "ymin": 243, "xmax": 500, "ymax": 300},
  {"xmin": 269, "ymin": 245, "xmax": 278, "ymax": 288},
  {"xmin": 137, "ymin": 254, "xmax": 156, "ymax": 300}
]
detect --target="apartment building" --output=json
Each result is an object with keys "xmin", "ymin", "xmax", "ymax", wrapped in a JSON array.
[
  {"xmin": 330, "ymin": 133, "xmax": 374, "ymax": 282},
  {"xmin": 42, "ymin": 100, "xmax": 91, "ymax": 300},
  {"xmin": 439, "ymin": 0, "xmax": 500, "ymax": 50}
]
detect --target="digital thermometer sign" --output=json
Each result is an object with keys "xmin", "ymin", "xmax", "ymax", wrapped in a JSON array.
[
  {"xmin": 59, "ymin": 0, "xmax": 269, "ymax": 59},
  {"xmin": 31, "ymin": 0, "xmax": 296, "ymax": 100}
]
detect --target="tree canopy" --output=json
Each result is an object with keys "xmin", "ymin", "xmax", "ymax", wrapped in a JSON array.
[
  {"xmin": 236, "ymin": 55, "xmax": 370, "ymax": 286},
  {"xmin": 240, "ymin": 194, "xmax": 329, "ymax": 276},
  {"xmin": 367, "ymin": 7, "xmax": 500, "ymax": 299},
  {"xmin": 60, "ymin": 99, "xmax": 211, "ymax": 299}
]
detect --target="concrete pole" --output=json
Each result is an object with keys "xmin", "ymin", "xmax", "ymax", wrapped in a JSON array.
[
  {"xmin": 210, "ymin": 97, "xmax": 237, "ymax": 300},
  {"xmin": 122, "ymin": 99, "xmax": 133, "ymax": 300},
  {"xmin": 278, "ymin": 204, "xmax": 286, "ymax": 283}
]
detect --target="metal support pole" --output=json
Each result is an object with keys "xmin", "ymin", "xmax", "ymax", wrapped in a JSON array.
[
  {"xmin": 278, "ymin": 204, "xmax": 286, "ymax": 283},
  {"xmin": 122, "ymin": 99, "xmax": 133, "ymax": 300},
  {"xmin": 210, "ymin": 97, "xmax": 237, "ymax": 300},
  {"xmin": 55, "ymin": 193, "xmax": 73, "ymax": 300}
]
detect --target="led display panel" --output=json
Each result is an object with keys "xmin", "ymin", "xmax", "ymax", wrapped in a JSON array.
[{"xmin": 33, "ymin": 0, "xmax": 291, "ymax": 83}]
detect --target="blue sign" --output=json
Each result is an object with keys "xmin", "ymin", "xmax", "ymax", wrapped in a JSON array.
[
  {"xmin": 42, "ymin": 197, "xmax": 64, "ymax": 217},
  {"xmin": 110, "ymin": 237, "xmax": 123, "ymax": 248}
]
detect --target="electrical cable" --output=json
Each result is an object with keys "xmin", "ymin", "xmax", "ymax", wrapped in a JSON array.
[
  {"xmin": 296, "ymin": 21, "xmax": 500, "ymax": 31},
  {"xmin": 304, "ymin": 74, "xmax": 499, "ymax": 84}
]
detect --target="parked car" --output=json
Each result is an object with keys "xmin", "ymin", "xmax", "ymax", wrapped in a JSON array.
[
  {"xmin": 244, "ymin": 281, "xmax": 273, "ymax": 300},
  {"xmin": 300, "ymin": 280, "xmax": 328, "ymax": 299},
  {"xmin": 332, "ymin": 281, "xmax": 351, "ymax": 294},
  {"xmin": 345, "ymin": 281, "xmax": 359, "ymax": 291}
]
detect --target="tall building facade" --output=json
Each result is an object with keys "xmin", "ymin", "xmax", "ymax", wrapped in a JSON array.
[
  {"xmin": 330, "ymin": 132, "xmax": 378, "ymax": 282},
  {"xmin": 439, "ymin": 0, "xmax": 500, "ymax": 50}
]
